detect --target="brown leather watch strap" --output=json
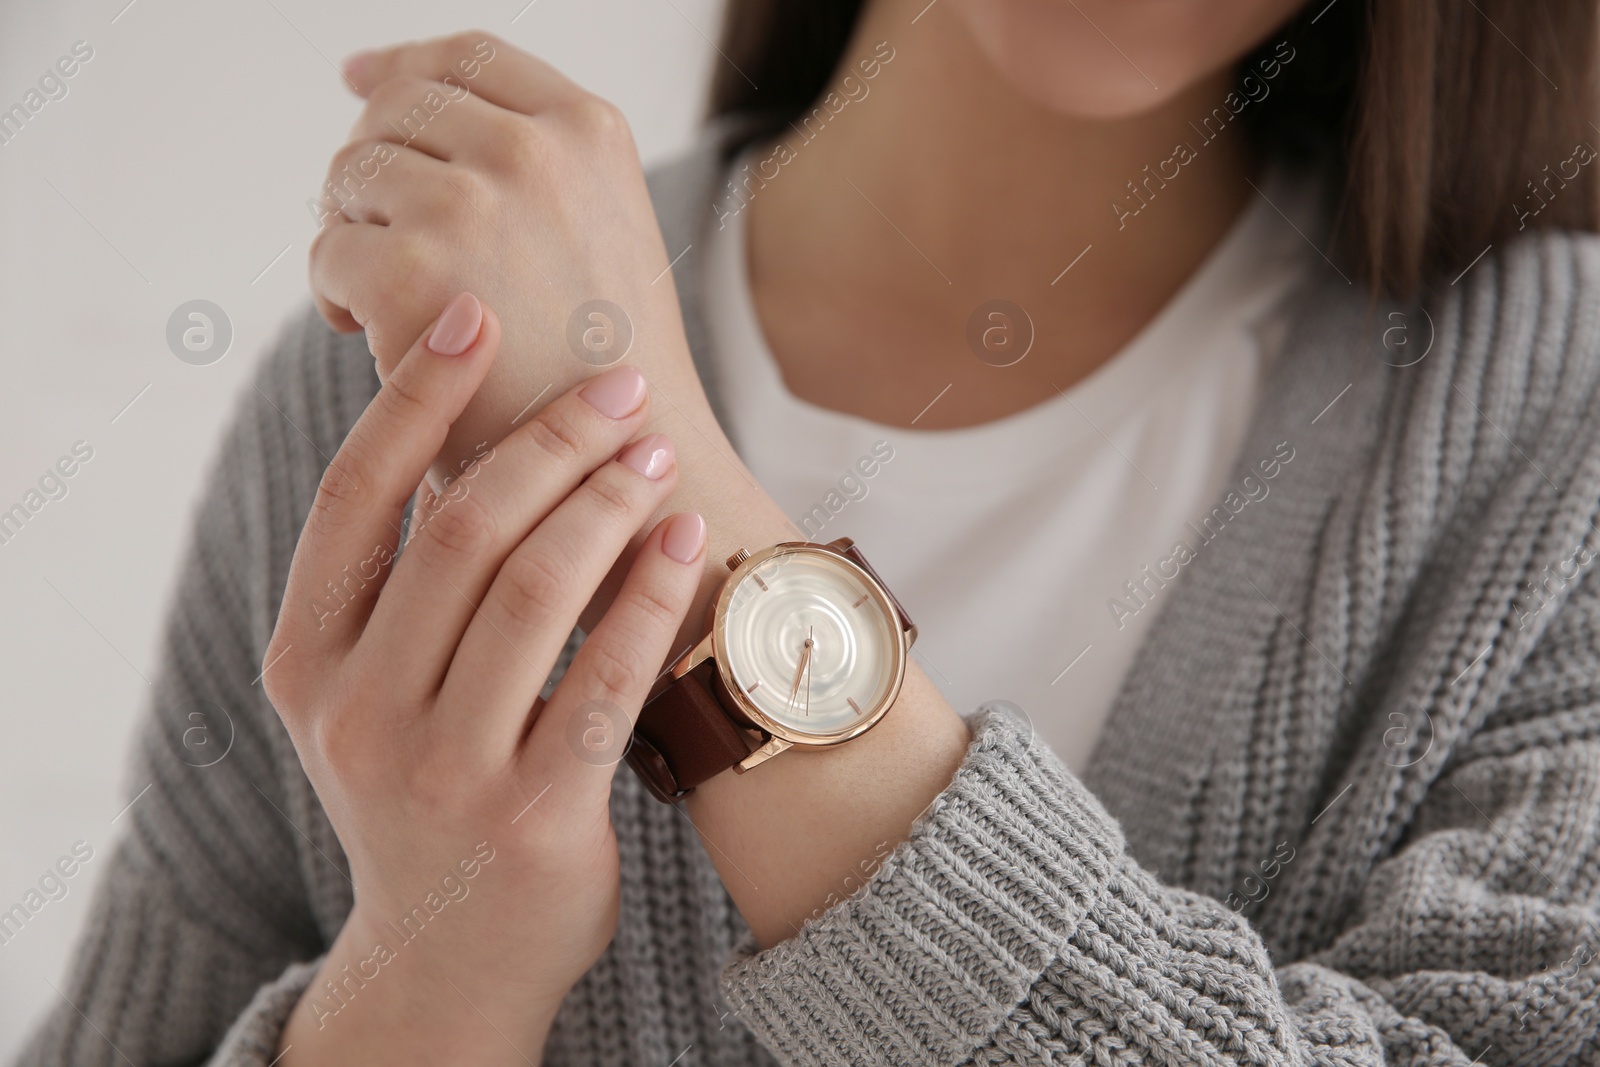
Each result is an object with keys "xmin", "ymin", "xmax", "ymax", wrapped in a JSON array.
[
  {"xmin": 831, "ymin": 538, "xmax": 916, "ymax": 635},
  {"xmin": 625, "ymin": 539, "xmax": 909, "ymax": 803},
  {"xmin": 627, "ymin": 659, "xmax": 755, "ymax": 802}
]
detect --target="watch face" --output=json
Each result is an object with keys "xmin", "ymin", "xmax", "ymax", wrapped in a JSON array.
[{"xmin": 716, "ymin": 545, "xmax": 903, "ymax": 740}]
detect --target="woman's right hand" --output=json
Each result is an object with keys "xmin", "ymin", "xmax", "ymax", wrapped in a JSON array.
[{"xmin": 264, "ymin": 291, "xmax": 708, "ymax": 1065}]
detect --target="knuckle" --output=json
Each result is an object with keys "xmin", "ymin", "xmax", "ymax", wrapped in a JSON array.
[
  {"xmin": 581, "ymin": 637, "xmax": 646, "ymax": 703},
  {"xmin": 363, "ymin": 318, "xmax": 392, "ymax": 364},
  {"xmin": 496, "ymin": 550, "xmax": 571, "ymax": 629},
  {"xmin": 440, "ymin": 166, "xmax": 489, "ymax": 211},
  {"xmin": 308, "ymin": 451, "xmax": 371, "ymax": 537},
  {"xmin": 376, "ymin": 369, "xmax": 430, "ymax": 423},
  {"xmin": 260, "ymin": 637, "xmax": 297, "ymax": 709},
  {"xmin": 569, "ymin": 96, "xmax": 629, "ymax": 141},
  {"xmin": 624, "ymin": 582, "xmax": 683, "ymax": 633},
  {"xmin": 416, "ymin": 490, "xmax": 498, "ymax": 564},
  {"xmin": 368, "ymin": 74, "xmax": 431, "ymax": 114},
  {"xmin": 582, "ymin": 470, "xmax": 640, "ymax": 523},
  {"xmin": 311, "ymin": 712, "xmax": 363, "ymax": 775},
  {"xmin": 350, "ymin": 271, "xmax": 401, "ymax": 341},
  {"xmin": 522, "ymin": 403, "xmax": 588, "ymax": 464},
  {"xmin": 493, "ymin": 118, "xmax": 547, "ymax": 173},
  {"xmin": 449, "ymin": 29, "xmax": 501, "ymax": 57},
  {"xmin": 306, "ymin": 665, "xmax": 395, "ymax": 780},
  {"xmin": 326, "ymin": 139, "xmax": 376, "ymax": 179},
  {"xmin": 307, "ymin": 220, "xmax": 340, "ymax": 270}
]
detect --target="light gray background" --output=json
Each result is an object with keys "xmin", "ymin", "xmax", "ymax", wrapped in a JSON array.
[{"xmin": 0, "ymin": 0, "xmax": 720, "ymax": 1052}]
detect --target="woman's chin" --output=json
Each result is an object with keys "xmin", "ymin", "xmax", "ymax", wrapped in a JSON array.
[{"xmin": 946, "ymin": 0, "xmax": 1300, "ymax": 121}]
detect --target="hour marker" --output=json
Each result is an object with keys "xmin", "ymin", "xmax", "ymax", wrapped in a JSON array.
[
  {"xmin": 747, "ymin": 680, "xmax": 762, "ymax": 693},
  {"xmin": 847, "ymin": 698, "xmax": 862, "ymax": 713},
  {"xmin": 753, "ymin": 575, "xmax": 769, "ymax": 591},
  {"xmin": 851, "ymin": 593, "xmax": 869, "ymax": 608}
]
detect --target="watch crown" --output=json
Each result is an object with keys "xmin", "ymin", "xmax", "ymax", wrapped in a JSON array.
[{"xmin": 725, "ymin": 547, "xmax": 751, "ymax": 571}]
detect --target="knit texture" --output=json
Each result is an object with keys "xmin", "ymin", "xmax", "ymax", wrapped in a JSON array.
[{"xmin": 13, "ymin": 121, "xmax": 1600, "ymax": 1066}]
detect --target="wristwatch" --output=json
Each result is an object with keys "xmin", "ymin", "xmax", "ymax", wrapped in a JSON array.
[{"xmin": 625, "ymin": 537, "xmax": 916, "ymax": 803}]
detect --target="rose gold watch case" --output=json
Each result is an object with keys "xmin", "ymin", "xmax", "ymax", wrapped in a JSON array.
[{"xmin": 668, "ymin": 541, "xmax": 909, "ymax": 763}]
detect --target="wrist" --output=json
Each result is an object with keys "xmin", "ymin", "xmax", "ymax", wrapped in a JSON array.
[
  {"xmin": 280, "ymin": 906, "xmax": 562, "ymax": 1065},
  {"xmin": 685, "ymin": 662, "xmax": 968, "ymax": 948}
]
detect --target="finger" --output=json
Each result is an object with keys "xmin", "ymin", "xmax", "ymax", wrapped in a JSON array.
[
  {"xmin": 344, "ymin": 75, "xmax": 484, "ymax": 162},
  {"xmin": 305, "ymin": 214, "xmax": 362, "ymax": 333},
  {"xmin": 342, "ymin": 32, "xmax": 585, "ymax": 114},
  {"xmin": 360, "ymin": 366, "xmax": 654, "ymax": 696},
  {"xmin": 432, "ymin": 432, "xmax": 679, "ymax": 761},
  {"xmin": 347, "ymin": 76, "xmax": 524, "ymax": 164},
  {"xmin": 308, "ymin": 221, "xmax": 450, "ymax": 375},
  {"xmin": 319, "ymin": 139, "xmax": 452, "ymax": 226},
  {"xmin": 313, "ymin": 291, "xmax": 362, "ymax": 335},
  {"xmin": 309, "ymin": 220, "xmax": 387, "ymax": 333},
  {"xmin": 274, "ymin": 291, "xmax": 498, "ymax": 660},
  {"xmin": 525, "ymin": 512, "xmax": 707, "ymax": 810}
]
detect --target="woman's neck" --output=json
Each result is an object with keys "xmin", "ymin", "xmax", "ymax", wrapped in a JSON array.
[{"xmin": 742, "ymin": 0, "xmax": 1261, "ymax": 429}]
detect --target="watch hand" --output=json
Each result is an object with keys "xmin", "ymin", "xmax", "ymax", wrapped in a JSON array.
[
  {"xmin": 786, "ymin": 651, "xmax": 803, "ymax": 713},
  {"xmin": 804, "ymin": 627, "xmax": 813, "ymax": 716},
  {"xmin": 787, "ymin": 632, "xmax": 813, "ymax": 715}
]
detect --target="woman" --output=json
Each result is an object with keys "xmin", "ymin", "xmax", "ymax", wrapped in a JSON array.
[{"xmin": 15, "ymin": 0, "xmax": 1600, "ymax": 1063}]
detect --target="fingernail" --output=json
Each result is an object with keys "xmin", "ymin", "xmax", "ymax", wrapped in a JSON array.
[
  {"xmin": 579, "ymin": 365, "xmax": 647, "ymax": 419},
  {"xmin": 662, "ymin": 512, "xmax": 706, "ymax": 564},
  {"xmin": 342, "ymin": 50, "xmax": 373, "ymax": 82},
  {"xmin": 616, "ymin": 433, "xmax": 674, "ymax": 480},
  {"xmin": 428, "ymin": 292, "xmax": 483, "ymax": 356}
]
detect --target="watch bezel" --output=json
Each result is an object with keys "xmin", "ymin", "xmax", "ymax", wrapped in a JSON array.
[{"xmin": 709, "ymin": 540, "xmax": 906, "ymax": 746}]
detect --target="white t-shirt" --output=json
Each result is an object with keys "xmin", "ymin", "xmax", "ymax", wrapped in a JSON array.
[{"xmin": 701, "ymin": 166, "xmax": 1317, "ymax": 773}]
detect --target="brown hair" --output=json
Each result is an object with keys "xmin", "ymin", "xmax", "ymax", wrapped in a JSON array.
[{"xmin": 709, "ymin": 0, "xmax": 1600, "ymax": 298}]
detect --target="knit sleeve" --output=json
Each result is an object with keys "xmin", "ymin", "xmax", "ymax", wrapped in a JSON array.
[
  {"xmin": 716, "ymin": 593, "xmax": 1600, "ymax": 1065},
  {"xmin": 11, "ymin": 308, "xmax": 369, "ymax": 1066}
]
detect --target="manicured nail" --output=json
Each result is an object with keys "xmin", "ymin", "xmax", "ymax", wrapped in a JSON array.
[
  {"xmin": 616, "ymin": 433, "xmax": 674, "ymax": 480},
  {"xmin": 662, "ymin": 512, "xmax": 706, "ymax": 564},
  {"xmin": 579, "ymin": 365, "xmax": 647, "ymax": 419},
  {"xmin": 428, "ymin": 292, "xmax": 483, "ymax": 356}
]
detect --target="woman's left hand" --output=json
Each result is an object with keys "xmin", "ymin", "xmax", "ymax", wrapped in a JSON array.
[{"xmin": 309, "ymin": 31, "xmax": 697, "ymax": 477}]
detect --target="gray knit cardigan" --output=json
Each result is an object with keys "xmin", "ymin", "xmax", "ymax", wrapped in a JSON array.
[{"xmin": 15, "ymin": 122, "xmax": 1600, "ymax": 1067}]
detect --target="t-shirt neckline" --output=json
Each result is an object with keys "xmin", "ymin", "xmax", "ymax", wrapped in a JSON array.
[{"xmin": 706, "ymin": 151, "xmax": 1315, "ymax": 471}]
